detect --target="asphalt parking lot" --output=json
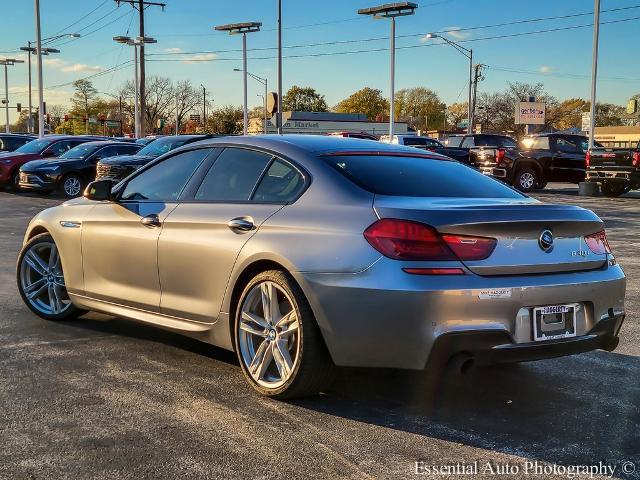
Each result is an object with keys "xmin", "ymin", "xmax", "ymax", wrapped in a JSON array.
[{"xmin": 1, "ymin": 185, "xmax": 638, "ymax": 480}]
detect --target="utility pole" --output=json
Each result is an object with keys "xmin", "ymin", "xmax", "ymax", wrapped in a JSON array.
[
  {"xmin": 588, "ymin": 0, "xmax": 601, "ymax": 148},
  {"xmin": 470, "ymin": 64, "xmax": 485, "ymax": 133},
  {"xmin": 114, "ymin": 0, "xmax": 165, "ymax": 137},
  {"xmin": 277, "ymin": 0, "xmax": 283, "ymax": 134},
  {"xmin": 175, "ymin": 93, "xmax": 179, "ymax": 135}
]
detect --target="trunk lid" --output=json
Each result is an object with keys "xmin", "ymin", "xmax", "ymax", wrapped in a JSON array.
[
  {"xmin": 374, "ymin": 196, "xmax": 607, "ymax": 275},
  {"xmin": 589, "ymin": 147, "xmax": 636, "ymax": 169}
]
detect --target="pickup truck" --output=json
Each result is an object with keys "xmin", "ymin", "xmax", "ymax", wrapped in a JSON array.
[
  {"xmin": 586, "ymin": 143, "xmax": 640, "ymax": 197},
  {"xmin": 445, "ymin": 133, "xmax": 518, "ymax": 166},
  {"xmin": 471, "ymin": 133, "xmax": 600, "ymax": 192}
]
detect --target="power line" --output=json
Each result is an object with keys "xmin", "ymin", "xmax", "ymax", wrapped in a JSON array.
[
  {"xmin": 146, "ymin": 14, "xmax": 640, "ymax": 64},
  {"xmin": 47, "ymin": 9, "xmax": 132, "ymax": 48},
  {"xmin": 148, "ymin": 4, "xmax": 640, "ymax": 57},
  {"xmin": 44, "ymin": 0, "xmax": 110, "ymax": 39}
]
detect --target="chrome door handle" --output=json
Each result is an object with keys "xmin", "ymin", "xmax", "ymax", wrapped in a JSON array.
[
  {"xmin": 140, "ymin": 214, "xmax": 161, "ymax": 227},
  {"xmin": 228, "ymin": 216, "xmax": 255, "ymax": 232}
]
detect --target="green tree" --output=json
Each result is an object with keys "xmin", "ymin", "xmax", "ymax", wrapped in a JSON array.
[
  {"xmin": 282, "ymin": 85, "xmax": 328, "ymax": 112},
  {"xmin": 394, "ymin": 87, "xmax": 446, "ymax": 131},
  {"xmin": 207, "ymin": 105, "xmax": 243, "ymax": 134},
  {"xmin": 547, "ymin": 98, "xmax": 589, "ymax": 130},
  {"xmin": 446, "ymin": 102, "xmax": 469, "ymax": 129},
  {"xmin": 334, "ymin": 87, "xmax": 389, "ymax": 121}
]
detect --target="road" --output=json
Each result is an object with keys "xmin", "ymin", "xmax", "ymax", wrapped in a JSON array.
[{"xmin": 1, "ymin": 185, "xmax": 638, "ymax": 480}]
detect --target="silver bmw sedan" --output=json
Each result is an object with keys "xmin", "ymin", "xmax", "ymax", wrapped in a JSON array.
[{"xmin": 16, "ymin": 135, "xmax": 626, "ymax": 398}]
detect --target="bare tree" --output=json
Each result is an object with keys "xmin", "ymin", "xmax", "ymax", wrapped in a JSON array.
[
  {"xmin": 172, "ymin": 80, "xmax": 202, "ymax": 132},
  {"xmin": 119, "ymin": 75, "xmax": 175, "ymax": 133}
]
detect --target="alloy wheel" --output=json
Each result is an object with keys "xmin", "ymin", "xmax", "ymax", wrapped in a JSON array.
[
  {"xmin": 519, "ymin": 172, "xmax": 535, "ymax": 190},
  {"xmin": 238, "ymin": 281, "xmax": 301, "ymax": 389},
  {"xmin": 63, "ymin": 177, "xmax": 82, "ymax": 197},
  {"xmin": 19, "ymin": 241, "xmax": 71, "ymax": 315}
]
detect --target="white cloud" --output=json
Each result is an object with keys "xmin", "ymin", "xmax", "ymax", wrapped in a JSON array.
[
  {"xmin": 164, "ymin": 47, "xmax": 183, "ymax": 53},
  {"xmin": 539, "ymin": 65, "xmax": 553, "ymax": 74},
  {"xmin": 60, "ymin": 63, "xmax": 103, "ymax": 73},
  {"xmin": 181, "ymin": 53, "xmax": 217, "ymax": 64},
  {"xmin": 442, "ymin": 27, "xmax": 470, "ymax": 40},
  {"xmin": 43, "ymin": 58, "xmax": 104, "ymax": 74}
]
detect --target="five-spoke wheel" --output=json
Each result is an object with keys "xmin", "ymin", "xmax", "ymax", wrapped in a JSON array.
[{"xmin": 235, "ymin": 270, "xmax": 334, "ymax": 398}]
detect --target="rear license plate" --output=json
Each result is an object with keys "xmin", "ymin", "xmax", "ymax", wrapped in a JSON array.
[{"xmin": 532, "ymin": 304, "xmax": 577, "ymax": 341}]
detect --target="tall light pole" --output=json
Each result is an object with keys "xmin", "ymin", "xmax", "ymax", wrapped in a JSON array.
[
  {"xmin": 588, "ymin": 0, "xmax": 601, "ymax": 148},
  {"xmin": 114, "ymin": 35, "xmax": 157, "ymax": 138},
  {"xmin": 234, "ymin": 68, "xmax": 268, "ymax": 134},
  {"xmin": 1, "ymin": 59, "xmax": 24, "ymax": 133},
  {"xmin": 424, "ymin": 33, "xmax": 473, "ymax": 134},
  {"xmin": 358, "ymin": 2, "xmax": 417, "ymax": 139},
  {"xmin": 277, "ymin": 0, "xmax": 283, "ymax": 134},
  {"xmin": 215, "ymin": 22, "xmax": 262, "ymax": 135}
]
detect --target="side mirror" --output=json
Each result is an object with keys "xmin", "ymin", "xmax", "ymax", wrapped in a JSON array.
[{"xmin": 84, "ymin": 179, "xmax": 114, "ymax": 201}]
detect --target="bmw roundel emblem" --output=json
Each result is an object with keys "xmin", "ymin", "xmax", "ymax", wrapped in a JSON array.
[{"xmin": 538, "ymin": 230, "xmax": 554, "ymax": 251}]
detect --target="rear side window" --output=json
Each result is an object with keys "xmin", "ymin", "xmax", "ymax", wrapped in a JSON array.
[
  {"xmin": 195, "ymin": 148, "xmax": 272, "ymax": 201},
  {"xmin": 121, "ymin": 148, "xmax": 211, "ymax": 201},
  {"xmin": 475, "ymin": 135, "xmax": 517, "ymax": 148},
  {"xmin": 528, "ymin": 137, "xmax": 550, "ymax": 149},
  {"xmin": 321, "ymin": 155, "xmax": 524, "ymax": 198},
  {"xmin": 252, "ymin": 159, "xmax": 304, "ymax": 203}
]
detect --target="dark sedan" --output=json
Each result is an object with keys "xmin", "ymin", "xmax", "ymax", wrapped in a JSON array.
[
  {"xmin": 96, "ymin": 135, "xmax": 211, "ymax": 182},
  {"xmin": 19, "ymin": 141, "xmax": 141, "ymax": 198},
  {"xmin": 0, "ymin": 134, "xmax": 35, "ymax": 152}
]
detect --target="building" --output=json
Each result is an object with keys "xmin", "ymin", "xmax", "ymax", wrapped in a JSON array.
[
  {"xmin": 594, "ymin": 126, "xmax": 640, "ymax": 148},
  {"xmin": 248, "ymin": 111, "xmax": 408, "ymax": 136}
]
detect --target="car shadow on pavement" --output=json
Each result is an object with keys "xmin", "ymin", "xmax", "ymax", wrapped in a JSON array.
[
  {"xmin": 63, "ymin": 314, "xmax": 640, "ymax": 475},
  {"xmin": 295, "ymin": 352, "xmax": 640, "ymax": 473}
]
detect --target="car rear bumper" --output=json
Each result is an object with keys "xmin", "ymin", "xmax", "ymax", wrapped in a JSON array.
[
  {"xmin": 586, "ymin": 169, "xmax": 639, "ymax": 184},
  {"xmin": 294, "ymin": 259, "xmax": 626, "ymax": 370},
  {"xmin": 479, "ymin": 166, "xmax": 508, "ymax": 178}
]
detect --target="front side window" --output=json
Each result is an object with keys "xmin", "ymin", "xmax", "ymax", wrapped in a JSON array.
[
  {"xmin": 120, "ymin": 148, "xmax": 211, "ymax": 201},
  {"xmin": 194, "ymin": 148, "xmax": 272, "ymax": 201},
  {"xmin": 50, "ymin": 140, "xmax": 80, "ymax": 156},
  {"xmin": 322, "ymin": 154, "xmax": 524, "ymax": 198},
  {"xmin": 136, "ymin": 137, "xmax": 196, "ymax": 157},
  {"xmin": 555, "ymin": 137, "xmax": 579, "ymax": 153},
  {"xmin": 252, "ymin": 159, "xmax": 304, "ymax": 203}
]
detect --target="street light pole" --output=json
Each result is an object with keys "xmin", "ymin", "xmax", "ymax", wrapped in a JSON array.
[
  {"xmin": 200, "ymin": 84, "xmax": 206, "ymax": 131},
  {"xmin": 277, "ymin": 0, "xmax": 283, "ymax": 134},
  {"xmin": 358, "ymin": 2, "xmax": 417, "ymax": 140},
  {"xmin": 27, "ymin": 42, "xmax": 32, "ymax": 133},
  {"xmin": 234, "ymin": 69, "xmax": 268, "ymax": 134},
  {"xmin": 215, "ymin": 22, "xmax": 261, "ymax": 135},
  {"xmin": 35, "ymin": 0, "xmax": 45, "ymax": 138},
  {"xmin": 2, "ymin": 59, "xmax": 25, "ymax": 134},
  {"xmin": 588, "ymin": 0, "xmax": 601, "ymax": 149}
]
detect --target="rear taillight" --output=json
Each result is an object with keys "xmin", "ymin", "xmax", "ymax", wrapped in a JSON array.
[
  {"xmin": 584, "ymin": 230, "xmax": 612, "ymax": 255},
  {"xmin": 633, "ymin": 151, "xmax": 640, "ymax": 168},
  {"xmin": 495, "ymin": 148, "xmax": 506, "ymax": 165},
  {"xmin": 364, "ymin": 219, "xmax": 496, "ymax": 261},
  {"xmin": 585, "ymin": 150, "xmax": 591, "ymax": 168}
]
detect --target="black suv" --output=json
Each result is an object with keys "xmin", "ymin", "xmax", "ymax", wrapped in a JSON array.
[
  {"xmin": 471, "ymin": 133, "xmax": 601, "ymax": 192},
  {"xmin": 0, "ymin": 134, "xmax": 35, "ymax": 152},
  {"xmin": 96, "ymin": 135, "xmax": 213, "ymax": 182},
  {"xmin": 19, "ymin": 140, "xmax": 141, "ymax": 198}
]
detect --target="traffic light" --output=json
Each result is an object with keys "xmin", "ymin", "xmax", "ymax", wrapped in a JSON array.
[
  {"xmin": 46, "ymin": 114, "xmax": 51, "ymax": 124},
  {"xmin": 42, "ymin": 101, "xmax": 46, "ymax": 114},
  {"xmin": 64, "ymin": 114, "xmax": 69, "ymax": 122},
  {"xmin": 16, "ymin": 103, "xmax": 21, "ymax": 112}
]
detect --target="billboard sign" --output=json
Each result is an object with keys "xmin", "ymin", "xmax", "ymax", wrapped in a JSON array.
[{"xmin": 515, "ymin": 102, "xmax": 546, "ymax": 125}]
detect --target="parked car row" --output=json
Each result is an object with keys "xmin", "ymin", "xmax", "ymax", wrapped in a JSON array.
[{"xmin": 0, "ymin": 133, "xmax": 213, "ymax": 198}]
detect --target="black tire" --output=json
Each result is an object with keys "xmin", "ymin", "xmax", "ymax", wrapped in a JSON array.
[
  {"xmin": 16, "ymin": 233, "xmax": 86, "ymax": 321},
  {"xmin": 601, "ymin": 182, "xmax": 627, "ymax": 198},
  {"xmin": 513, "ymin": 167, "xmax": 538, "ymax": 192},
  {"xmin": 59, "ymin": 174, "xmax": 85, "ymax": 199},
  {"xmin": 234, "ymin": 270, "xmax": 335, "ymax": 399},
  {"xmin": 535, "ymin": 180, "xmax": 548, "ymax": 190},
  {"xmin": 9, "ymin": 170, "xmax": 22, "ymax": 192}
]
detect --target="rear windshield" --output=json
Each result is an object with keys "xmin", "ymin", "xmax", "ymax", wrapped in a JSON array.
[
  {"xmin": 403, "ymin": 137, "xmax": 441, "ymax": 147},
  {"xmin": 475, "ymin": 135, "xmax": 517, "ymax": 148},
  {"xmin": 321, "ymin": 155, "xmax": 525, "ymax": 198},
  {"xmin": 445, "ymin": 136, "xmax": 463, "ymax": 147}
]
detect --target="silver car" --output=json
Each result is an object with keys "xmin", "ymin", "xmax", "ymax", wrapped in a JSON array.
[{"xmin": 16, "ymin": 135, "xmax": 626, "ymax": 398}]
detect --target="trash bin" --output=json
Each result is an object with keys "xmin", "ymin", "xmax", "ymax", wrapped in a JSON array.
[{"xmin": 578, "ymin": 182, "xmax": 599, "ymax": 196}]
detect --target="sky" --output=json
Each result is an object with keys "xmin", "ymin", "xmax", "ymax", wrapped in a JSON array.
[{"xmin": 1, "ymin": 0, "xmax": 640, "ymax": 123}]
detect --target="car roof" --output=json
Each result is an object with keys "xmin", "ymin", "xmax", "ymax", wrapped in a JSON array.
[
  {"xmin": 191, "ymin": 134, "xmax": 449, "ymax": 158},
  {"xmin": 71, "ymin": 140, "xmax": 139, "ymax": 147}
]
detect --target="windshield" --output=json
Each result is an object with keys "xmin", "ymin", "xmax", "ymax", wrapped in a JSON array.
[
  {"xmin": 137, "ymin": 137, "xmax": 192, "ymax": 157},
  {"xmin": 321, "ymin": 154, "xmax": 524, "ymax": 198},
  {"xmin": 15, "ymin": 138, "xmax": 53, "ymax": 154},
  {"xmin": 59, "ymin": 143, "xmax": 101, "ymax": 159}
]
